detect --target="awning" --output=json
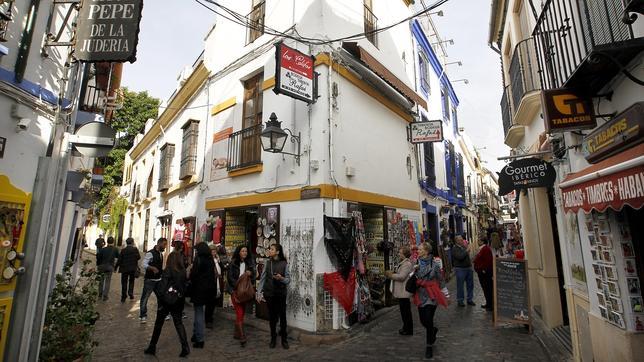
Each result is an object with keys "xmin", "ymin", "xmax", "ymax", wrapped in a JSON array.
[
  {"xmin": 342, "ymin": 43, "xmax": 427, "ymax": 110},
  {"xmin": 559, "ymin": 144, "xmax": 644, "ymax": 213}
]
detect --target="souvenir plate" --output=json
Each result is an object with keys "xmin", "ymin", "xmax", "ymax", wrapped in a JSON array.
[
  {"xmin": 256, "ymin": 227, "xmax": 263, "ymax": 236},
  {"xmin": 269, "ymin": 237, "xmax": 277, "ymax": 245},
  {"xmin": 264, "ymin": 226, "xmax": 271, "ymax": 238}
]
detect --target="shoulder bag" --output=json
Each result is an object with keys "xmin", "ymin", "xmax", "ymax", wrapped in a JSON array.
[{"xmin": 234, "ymin": 273, "xmax": 256, "ymax": 303}]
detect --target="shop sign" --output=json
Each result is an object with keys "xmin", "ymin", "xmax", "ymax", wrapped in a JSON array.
[
  {"xmin": 408, "ymin": 120, "xmax": 443, "ymax": 143},
  {"xmin": 274, "ymin": 42, "xmax": 316, "ymax": 103},
  {"xmin": 542, "ymin": 89, "xmax": 596, "ymax": 133},
  {"xmin": 75, "ymin": 0, "xmax": 143, "ymax": 63},
  {"xmin": 497, "ymin": 158, "xmax": 556, "ymax": 196},
  {"xmin": 582, "ymin": 102, "xmax": 644, "ymax": 164},
  {"xmin": 300, "ymin": 187, "xmax": 321, "ymax": 200},
  {"xmin": 560, "ymin": 165, "xmax": 644, "ymax": 214}
]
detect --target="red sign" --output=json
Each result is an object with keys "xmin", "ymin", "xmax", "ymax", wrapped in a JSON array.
[
  {"xmin": 274, "ymin": 42, "xmax": 316, "ymax": 103},
  {"xmin": 560, "ymin": 166, "xmax": 644, "ymax": 214}
]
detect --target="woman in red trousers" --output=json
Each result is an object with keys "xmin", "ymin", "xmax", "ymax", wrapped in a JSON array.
[{"xmin": 227, "ymin": 245, "xmax": 255, "ymax": 347}]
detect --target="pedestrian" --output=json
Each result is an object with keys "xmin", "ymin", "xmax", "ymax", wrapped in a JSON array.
[
  {"xmin": 384, "ymin": 245, "xmax": 414, "ymax": 336},
  {"xmin": 414, "ymin": 242, "xmax": 447, "ymax": 359},
  {"xmin": 140, "ymin": 237, "xmax": 167, "ymax": 323},
  {"xmin": 116, "ymin": 237, "xmax": 140, "ymax": 303},
  {"xmin": 257, "ymin": 244, "xmax": 290, "ymax": 349},
  {"xmin": 96, "ymin": 236, "xmax": 119, "ymax": 301},
  {"xmin": 452, "ymin": 235, "xmax": 474, "ymax": 307},
  {"xmin": 189, "ymin": 242, "xmax": 216, "ymax": 349},
  {"xmin": 205, "ymin": 244, "xmax": 225, "ymax": 330},
  {"xmin": 473, "ymin": 237, "xmax": 494, "ymax": 311},
  {"xmin": 227, "ymin": 245, "xmax": 255, "ymax": 347},
  {"xmin": 490, "ymin": 228, "xmax": 503, "ymax": 256},
  {"xmin": 144, "ymin": 251, "xmax": 190, "ymax": 358},
  {"xmin": 95, "ymin": 233, "xmax": 105, "ymax": 250}
]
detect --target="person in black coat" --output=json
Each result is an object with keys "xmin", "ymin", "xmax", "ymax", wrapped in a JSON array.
[
  {"xmin": 144, "ymin": 251, "xmax": 190, "ymax": 358},
  {"xmin": 227, "ymin": 245, "xmax": 255, "ymax": 347},
  {"xmin": 117, "ymin": 237, "xmax": 140, "ymax": 302},
  {"xmin": 189, "ymin": 242, "xmax": 216, "ymax": 348},
  {"xmin": 205, "ymin": 244, "xmax": 226, "ymax": 329}
]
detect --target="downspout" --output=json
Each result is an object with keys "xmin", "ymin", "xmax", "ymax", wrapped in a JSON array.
[{"xmin": 15, "ymin": 0, "xmax": 41, "ymax": 82}]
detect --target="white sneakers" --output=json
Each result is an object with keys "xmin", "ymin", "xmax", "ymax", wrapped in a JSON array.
[{"xmin": 140, "ymin": 316, "xmax": 147, "ymax": 323}]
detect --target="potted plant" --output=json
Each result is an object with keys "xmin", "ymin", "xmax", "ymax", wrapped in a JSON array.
[{"xmin": 40, "ymin": 260, "xmax": 100, "ymax": 361}]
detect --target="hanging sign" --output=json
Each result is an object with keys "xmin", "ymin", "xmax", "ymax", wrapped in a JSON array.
[
  {"xmin": 75, "ymin": 0, "xmax": 144, "ymax": 63},
  {"xmin": 497, "ymin": 158, "xmax": 556, "ymax": 196},
  {"xmin": 560, "ymin": 165, "xmax": 644, "ymax": 214},
  {"xmin": 274, "ymin": 42, "xmax": 316, "ymax": 103},
  {"xmin": 542, "ymin": 89, "xmax": 596, "ymax": 133},
  {"xmin": 408, "ymin": 120, "xmax": 443, "ymax": 143},
  {"xmin": 582, "ymin": 102, "xmax": 643, "ymax": 164}
]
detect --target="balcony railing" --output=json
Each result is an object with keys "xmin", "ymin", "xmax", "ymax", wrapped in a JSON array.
[
  {"xmin": 533, "ymin": 0, "xmax": 641, "ymax": 93},
  {"xmin": 501, "ymin": 85, "xmax": 513, "ymax": 138},
  {"xmin": 364, "ymin": 5, "xmax": 378, "ymax": 47},
  {"xmin": 509, "ymin": 37, "xmax": 541, "ymax": 112},
  {"xmin": 227, "ymin": 124, "xmax": 262, "ymax": 171}
]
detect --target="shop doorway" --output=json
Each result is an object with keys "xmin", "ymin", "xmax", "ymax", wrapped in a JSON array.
[
  {"xmin": 548, "ymin": 189, "xmax": 569, "ymax": 327},
  {"xmin": 427, "ymin": 211, "xmax": 438, "ymax": 247},
  {"xmin": 625, "ymin": 206, "xmax": 644, "ymax": 287}
]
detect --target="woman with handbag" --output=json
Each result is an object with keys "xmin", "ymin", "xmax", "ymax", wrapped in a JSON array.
[
  {"xmin": 227, "ymin": 245, "xmax": 255, "ymax": 347},
  {"xmin": 414, "ymin": 242, "xmax": 447, "ymax": 359},
  {"xmin": 384, "ymin": 245, "xmax": 414, "ymax": 336},
  {"xmin": 144, "ymin": 251, "xmax": 190, "ymax": 358},
  {"xmin": 257, "ymin": 244, "xmax": 290, "ymax": 349},
  {"xmin": 189, "ymin": 242, "xmax": 217, "ymax": 349}
]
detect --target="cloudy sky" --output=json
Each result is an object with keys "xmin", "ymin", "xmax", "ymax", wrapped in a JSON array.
[{"xmin": 122, "ymin": 0, "xmax": 509, "ymax": 172}]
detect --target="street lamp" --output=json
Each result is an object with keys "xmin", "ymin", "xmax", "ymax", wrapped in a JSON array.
[
  {"xmin": 445, "ymin": 61, "xmax": 462, "ymax": 67},
  {"xmin": 260, "ymin": 112, "xmax": 301, "ymax": 165},
  {"xmin": 453, "ymin": 79, "xmax": 469, "ymax": 84},
  {"xmin": 429, "ymin": 10, "xmax": 444, "ymax": 17},
  {"xmin": 431, "ymin": 39, "xmax": 454, "ymax": 46}
]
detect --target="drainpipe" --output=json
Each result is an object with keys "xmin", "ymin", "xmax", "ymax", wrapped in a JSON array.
[{"xmin": 15, "ymin": 0, "xmax": 41, "ymax": 82}]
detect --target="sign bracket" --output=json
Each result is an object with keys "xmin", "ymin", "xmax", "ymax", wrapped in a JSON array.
[{"xmin": 43, "ymin": 1, "xmax": 80, "ymax": 53}]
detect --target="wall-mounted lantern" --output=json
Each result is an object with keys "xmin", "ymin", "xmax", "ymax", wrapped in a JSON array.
[{"xmin": 260, "ymin": 112, "xmax": 301, "ymax": 165}]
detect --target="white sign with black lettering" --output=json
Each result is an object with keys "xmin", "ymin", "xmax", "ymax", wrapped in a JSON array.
[{"xmin": 408, "ymin": 120, "xmax": 443, "ymax": 144}]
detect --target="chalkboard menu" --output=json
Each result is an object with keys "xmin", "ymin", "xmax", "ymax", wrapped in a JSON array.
[{"xmin": 494, "ymin": 258, "xmax": 532, "ymax": 331}]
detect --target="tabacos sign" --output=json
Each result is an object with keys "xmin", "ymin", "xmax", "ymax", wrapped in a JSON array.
[
  {"xmin": 498, "ymin": 158, "xmax": 556, "ymax": 196},
  {"xmin": 583, "ymin": 102, "xmax": 643, "ymax": 164},
  {"xmin": 542, "ymin": 89, "xmax": 596, "ymax": 133},
  {"xmin": 274, "ymin": 42, "xmax": 317, "ymax": 104},
  {"xmin": 75, "ymin": 0, "xmax": 143, "ymax": 63}
]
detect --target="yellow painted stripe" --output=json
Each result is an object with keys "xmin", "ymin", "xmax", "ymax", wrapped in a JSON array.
[
  {"xmin": 315, "ymin": 53, "xmax": 413, "ymax": 122},
  {"xmin": 228, "ymin": 164, "xmax": 263, "ymax": 177},
  {"xmin": 211, "ymin": 97, "xmax": 237, "ymax": 115},
  {"xmin": 205, "ymin": 184, "xmax": 419, "ymax": 210},
  {"xmin": 130, "ymin": 63, "xmax": 210, "ymax": 161},
  {"xmin": 262, "ymin": 77, "xmax": 276, "ymax": 91}
]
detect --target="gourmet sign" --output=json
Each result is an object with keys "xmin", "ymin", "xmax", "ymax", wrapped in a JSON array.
[
  {"xmin": 498, "ymin": 158, "xmax": 556, "ymax": 196},
  {"xmin": 408, "ymin": 120, "xmax": 443, "ymax": 143},
  {"xmin": 75, "ymin": 0, "xmax": 143, "ymax": 63},
  {"xmin": 274, "ymin": 42, "xmax": 316, "ymax": 103},
  {"xmin": 560, "ymin": 166, "xmax": 644, "ymax": 214}
]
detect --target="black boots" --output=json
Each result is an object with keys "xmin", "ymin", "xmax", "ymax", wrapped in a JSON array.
[
  {"xmin": 269, "ymin": 335, "xmax": 276, "ymax": 348},
  {"xmin": 143, "ymin": 345, "xmax": 155, "ymax": 355},
  {"xmin": 425, "ymin": 346, "xmax": 433, "ymax": 359},
  {"xmin": 281, "ymin": 335, "xmax": 290, "ymax": 349},
  {"xmin": 430, "ymin": 327, "xmax": 438, "ymax": 345}
]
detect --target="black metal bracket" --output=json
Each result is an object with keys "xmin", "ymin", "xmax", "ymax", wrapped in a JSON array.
[
  {"xmin": 622, "ymin": 0, "xmax": 644, "ymax": 25},
  {"xmin": 43, "ymin": 1, "xmax": 80, "ymax": 53},
  {"xmin": 281, "ymin": 128, "xmax": 301, "ymax": 166},
  {"xmin": 592, "ymin": 91, "xmax": 614, "ymax": 102}
]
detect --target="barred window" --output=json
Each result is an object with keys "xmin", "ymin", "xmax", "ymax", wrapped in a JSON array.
[
  {"xmin": 158, "ymin": 143, "xmax": 175, "ymax": 191},
  {"xmin": 180, "ymin": 120, "xmax": 199, "ymax": 180}
]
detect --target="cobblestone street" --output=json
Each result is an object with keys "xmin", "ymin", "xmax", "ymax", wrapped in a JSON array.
[{"xmin": 91, "ymin": 271, "xmax": 553, "ymax": 361}]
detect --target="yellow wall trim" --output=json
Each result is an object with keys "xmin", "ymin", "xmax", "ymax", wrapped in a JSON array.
[
  {"xmin": 164, "ymin": 175, "xmax": 199, "ymax": 197},
  {"xmin": 403, "ymin": 0, "xmax": 414, "ymax": 6},
  {"xmin": 205, "ymin": 183, "xmax": 419, "ymax": 210},
  {"xmin": 262, "ymin": 77, "xmax": 276, "ymax": 91},
  {"xmin": 211, "ymin": 97, "xmax": 237, "ymax": 116},
  {"xmin": 228, "ymin": 164, "xmax": 263, "ymax": 178},
  {"xmin": 130, "ymin": 62, "xmax": 210, "ymax": 161},
  {"xmin": 315, "ymin": 53, "xmax": 413, "ymax": 122}
]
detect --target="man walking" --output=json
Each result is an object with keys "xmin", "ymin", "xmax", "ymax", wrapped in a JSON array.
[
  {"xmin": 139, "ymin": 237, "xmax": 167, "ymax": 323},
  {"xmin": 97, "ymin": 237, "xmax": 119, "ymax": 301},
  {"xmin": 95, "ymin": 234, "xmax": 105, "ymax": 250},
  {"xmin": 473, "ymin": 238, "xmax": 494, "ymax": 311},
  {"xmin": 452, "ymin": 235, "xmax": 474, "ymax": 307},
  {"xmin": 117, "ymin": 237, "xmax": 140, "ymax": 303}
]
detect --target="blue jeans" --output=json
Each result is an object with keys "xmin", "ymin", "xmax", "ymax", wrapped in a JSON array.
[
  {"xmin": 98, "ymin": 271, "xmax": 112, "ymax": 300},
  {"xmin": 193, "ymin": 304, "xmax": 205, "ymax": 342},
  {"xmin": 140, "ymin": 279, "xmax": 159, "ymax": 318},
  {"xmin": 455, "ymin": 267, "xmax": 473, "ymax": 303}
]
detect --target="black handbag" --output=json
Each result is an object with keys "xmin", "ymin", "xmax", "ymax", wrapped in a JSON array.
[{"xmin": 405, "ymin": 273, "xmax": 418, "ymax": 294}]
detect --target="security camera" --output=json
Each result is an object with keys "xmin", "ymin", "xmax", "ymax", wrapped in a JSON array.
[{"xmin": 16, "ymin": 118, "xmax": 31, "ymax": 132}]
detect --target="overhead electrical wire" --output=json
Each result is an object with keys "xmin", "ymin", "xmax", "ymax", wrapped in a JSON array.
[{"xmin": 194, "ymin": 0, "xmax": 449, "ymax": 46}]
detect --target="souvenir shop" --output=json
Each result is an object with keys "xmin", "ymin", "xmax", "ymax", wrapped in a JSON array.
[{"xmin": 559, "ymin": 113, "xmax": 644, "ymax": 347}]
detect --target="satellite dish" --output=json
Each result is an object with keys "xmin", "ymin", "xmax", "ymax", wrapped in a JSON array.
[{"xmin": 70, "ymin": 121, "xmax": 115, "ymax": 157}]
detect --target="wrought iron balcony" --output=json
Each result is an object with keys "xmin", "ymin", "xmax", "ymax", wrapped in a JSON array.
[
  {"xmin": 533, "ymin": 0, "xmax": 644, "ymax": 95},
  {"xmin": 501, "ymin": 85, "xmax": 513, "ymax": 138},
  {"xmin": 509, "ymin": 37, "xmax": 541, "ymax": 113},
  {"xmin": 227, "ymin": 124, "xmax": 262, "ymax": 171}
]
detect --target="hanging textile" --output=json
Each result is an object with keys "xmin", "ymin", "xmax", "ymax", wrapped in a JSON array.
[
  {"xmin": 355, "ymin": 273, "xmax": 373, "ymax": 322},
  {"xmin": 352, "ymin": 211, "xmax": 367, "ymax": 275},
  {"xmin": 323, "ymin": 268, "xmax": 356, "ymax": 314},
  {"xmin": 324, "ymin": 216, "xmax": 355, "ymax": 280}
]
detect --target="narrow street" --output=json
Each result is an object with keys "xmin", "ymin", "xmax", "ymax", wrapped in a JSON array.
[{"xmin": 92, "ymin": 271, "xmax": 550, "ymax": 361}]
